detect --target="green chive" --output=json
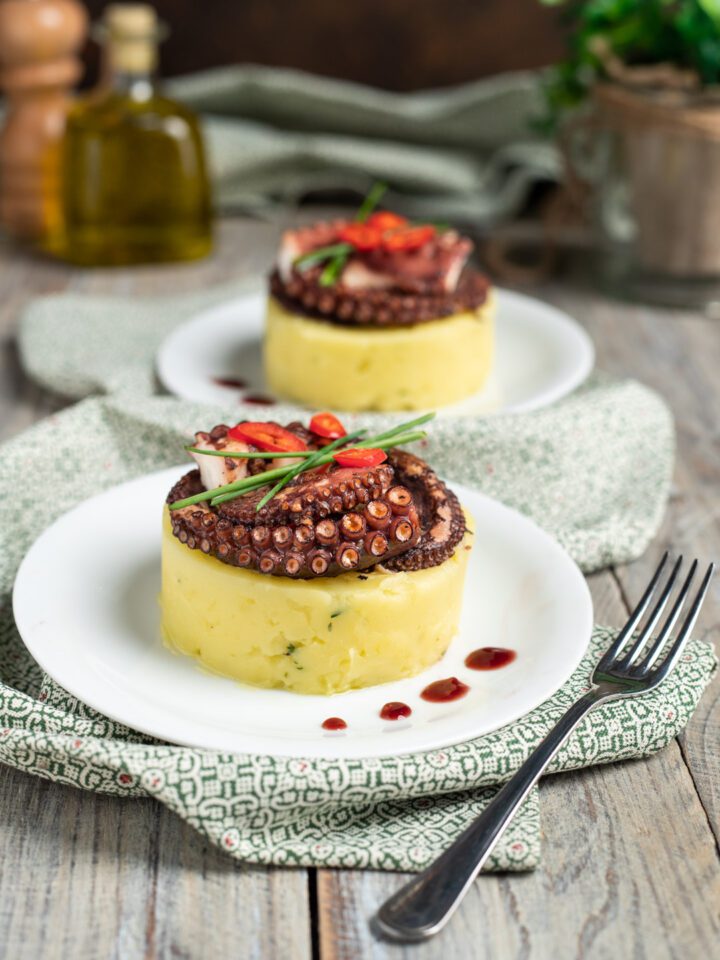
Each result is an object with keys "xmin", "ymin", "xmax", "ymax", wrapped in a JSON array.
[
  {"xmin": 356, "ymin": 429, "xmax": 426, "ymax": 449},
  {"xmin": 169, "ymin": 463, "xmax": 293, "ymax": 511},
  {"xmin": 209, "ymin": 430, "xmax": 365, "ymax": 509},
  {"xmin": 210, "ymin": 476, "xmax": 280, "ymax": 507},
  {"xmin": 211, "ymin": 487, "xmax": 270, "ymax": 507},
  {"xmin": 357, "ymin": 181, "xmax": 388, "ymax": 222},
  {"xmin": 294, "ymin": 242, "xmax": 353, "ymax": 271},
  {"xmin": 299, "ymin": 182, "xmax": 390, "ymax": 287},
  {"xmin": 169, "ymin": 412, "xmax": 432, "ymax": 512},
  {"xmin": 253, "ymin": 431, "xmax": 364, "ymax": 512},
  {"xmin": 364, "ymin": 412, "xmax": 436, "ymax": 445},
  {"xmin": 319, "ymin": 255, "xmax": 347, "ymax": 287},
  {"xmin": 208, "ymin": 430, "xmax": 425, "ymax": 510},
  {"xmin": 186, "ymin": 447, "xmax": 317, "ymax": 460}
]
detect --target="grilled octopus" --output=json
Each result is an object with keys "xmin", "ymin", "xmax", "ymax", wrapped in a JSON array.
[
  {"xmin": 167, "ymin": 422, "xmax": 466, "ymax": 580},
  {"xmin": 270, "ymin": 218, "xmax": 489, "ymax": 328}
]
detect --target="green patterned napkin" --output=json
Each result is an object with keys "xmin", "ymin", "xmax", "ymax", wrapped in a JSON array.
[
  {"xmin": 163, "ymin": 65, "xmax": 557, "ymax": 220},
  {"xmin": 19, "ymin": 279, "xmax": 261, "ymax": 400},
  {"xmin": 19, "ymin": 275, "xmax": 675, "ymax": 572},
  {"xmin": 0, "ymin": 395, "xmax": 715, "ymax": 871}
]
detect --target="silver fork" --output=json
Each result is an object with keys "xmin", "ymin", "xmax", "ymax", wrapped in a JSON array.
[{"xmin": 374, "ymin": 553, "xmax": 715, "ymax": 943}]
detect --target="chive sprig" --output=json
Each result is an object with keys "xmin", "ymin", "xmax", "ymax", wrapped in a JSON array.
[
  {"xmin": 171, "ymin": 413, "xmax": 434, "ymax": 513},
  {"xmin": 294, "ymin": 181, "xmax": 388, "ymax": 286},
  {"xmin": 253, "ymin": 430, "xmax": 365, "ymax": 512}
]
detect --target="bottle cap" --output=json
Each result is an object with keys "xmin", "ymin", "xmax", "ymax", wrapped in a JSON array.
[
  {"xmin": 105, "ymin": 4, "xmax": 157, "ymax": 35},
  {"xmin": 102, "ymin": 4, "xmax": 163, "ymax": 74}
]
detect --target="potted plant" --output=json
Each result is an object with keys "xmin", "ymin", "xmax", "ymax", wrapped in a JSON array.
[{"xmin": 541, "ymin": 0, "xmax": 720, "ymax": 303}]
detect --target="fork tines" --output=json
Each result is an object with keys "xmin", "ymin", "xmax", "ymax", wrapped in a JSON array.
[{"xmin": 597, "ymin": 553, "xmax": 714, "ymax": 683}]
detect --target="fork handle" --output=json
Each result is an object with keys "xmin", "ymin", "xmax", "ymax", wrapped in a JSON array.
[{"xmin": 374, "ymin": 689, "xmax": 607, "ymax": 943}]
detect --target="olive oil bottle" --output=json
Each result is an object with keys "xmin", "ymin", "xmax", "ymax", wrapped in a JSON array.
[{"xmin": 61, "ymin": 4, "xmax": 212, "ymax": 266}]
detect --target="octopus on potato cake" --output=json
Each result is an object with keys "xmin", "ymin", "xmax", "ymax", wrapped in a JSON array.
[
  {"xmin": 167, "ymin": 419, "xmax": 467, "ymax": 580},
  {"xmin": 161, "ymin": 409, "xmax": 474, "ymax": 695},
  {"xmin": 271, "ymin": 217, "xmax": 490, "ymax": 328},
  {"xmin": 264, "ymin": 195, "xmax": 495, "ymax": 413}
]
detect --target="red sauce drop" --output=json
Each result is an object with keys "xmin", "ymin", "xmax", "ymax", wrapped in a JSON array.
[
  {"xmin": 243, "ymin": 393, "xmax": 276, "ymax": 406},
  {"xmin": 380, "ymin": 701, "xmax": 412, "ymax": 721},
  {"xmin": 465, "ymin": 647, "xmax": 517, "ymax": 671},
  {"xmin": 420, "ymin": 677, "xmax": 469, "ymax": 703},
  {"xmin": 213, "ymin": 376, "xmax": 247, "ymax": 389},
  {"xmin": 321, "ymin": 717, "xmax": 347, "ymax": 731}
]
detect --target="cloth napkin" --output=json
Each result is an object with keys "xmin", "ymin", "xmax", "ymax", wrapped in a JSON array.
[
  {"xmin": 20, "ymin": 276, "xmax": 674, "ymax": 572},
  {"xmin": 10, "ymin": 242, "xmax": 712, "ymax": 871},
  {"xmin": 0, "ymin": 395, "xmax": 715, "ymax": 872},
  {"xmin": 162, "ymin": 65, "xmax": 558, "ymax": 221}
]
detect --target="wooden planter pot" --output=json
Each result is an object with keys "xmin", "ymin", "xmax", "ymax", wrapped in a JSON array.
[{"xmin": 593, "ymin": 83, "xmax": 720, "ymax": 279}]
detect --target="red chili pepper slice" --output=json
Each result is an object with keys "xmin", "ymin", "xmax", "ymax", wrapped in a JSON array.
[
  {"xmin": 332, "ymin": 448, "xmax": 387, "ymax": 468},
  {"xmin": 382, "ymin": 225, "xmax": 436, "ymax": 252},
  {"xmin": 309, "ymin": 412, "xmax": 347, "ymax": 440},
  {"xmin": 366, "ymin": 211, "xmax": 408, "ymax": 232},
  {"xmin": 228, "ymin": 421, "xmax": 308, "ymax": 453},
  {"xmin": 338, "ymin": 223, "xmax": 383, "ymax": 251}
]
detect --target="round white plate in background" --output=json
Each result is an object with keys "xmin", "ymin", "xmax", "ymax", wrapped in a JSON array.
[
  {"xmin": 13, "ymin": 467, "xmax": 593, "ymax": 760},
  {"xmin": 156, "ymin": 289, "xmax": 594, "ymax": 416}
]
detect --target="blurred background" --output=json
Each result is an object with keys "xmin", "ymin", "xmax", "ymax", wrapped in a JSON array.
[
  {"xmin": 3, "ymin": 0, "xmax": 720, "ymax": 304},
  {"xmin": 79, "ymin": 0, "xmax": 567, "ymax": 90}
]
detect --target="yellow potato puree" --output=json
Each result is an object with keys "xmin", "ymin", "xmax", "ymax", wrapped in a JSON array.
[
  {"xmin": 161, "ymin": 510, "xmax": 473, "ymax": 695},
  {"xmin": 264, "ymin": 293, "xmax": 494, "ymax": 412}
]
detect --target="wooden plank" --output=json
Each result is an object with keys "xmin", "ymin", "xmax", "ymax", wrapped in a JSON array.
[
  {"xmin": 54, "ymin": 219, "xmax": 284, "ymax": 298},
  {"xmin": 0, "ymin": 246, "xmax": 69, "ymax": 440},
  {"xmin": 541, "ymin": 285, "xmax": 720, "ymax": 840},
  {"xmin": 613, "ymin": 481, "xmax": 720, "ymax": 841},
  {"xmin": 3, "ymin": 227, "xmax": 720, "ymax": 958},
  {"xmin": 317, "ymin": 572, "xmax": 720, "ymax": 959},
  {"xmin": 0, "ymin": 766, "xmax": 313, "ymax": 960},
  {"xmin": 0, "ymin": 226, "xmax": 313, "ymax": 960},
  {"xmin": 0, "ymin": 219, "xmax": 284, "ymax": 443}
]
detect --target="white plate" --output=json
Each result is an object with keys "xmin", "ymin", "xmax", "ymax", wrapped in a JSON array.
[
  {"xmin": 13, "ymin": 468, "xmax": 593, "ymax": 760},
  {"xmin": 156, "ymin": 288, "xmax": 594, "ymax": 416}
]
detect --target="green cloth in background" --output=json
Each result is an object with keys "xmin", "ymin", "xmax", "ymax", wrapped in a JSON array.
[{"xmin": 165, "ymin": 65, "xmax": 558, "ymax": 220}]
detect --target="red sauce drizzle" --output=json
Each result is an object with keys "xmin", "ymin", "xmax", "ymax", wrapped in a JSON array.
[
  {"xmin": 465, "ymin": 647, "xmax": 517, "ymax": 671},
  {"xmin": 213, "ymin": 376, "xmax": 247, "ymax": 389},
  {"xmin": 420, "ymin": 677, "xmax": 469, "ymax": 703},
  {"xmin": 380, "ymin": 701, "xmax": 412, "ymax": 721},
  {"xmin": 321, "ymin": 717, "xmax": 347, "ymax": 731},
  {"xmin": 243, "ymin": 393, "xmax": 276, "ymax": 406}
]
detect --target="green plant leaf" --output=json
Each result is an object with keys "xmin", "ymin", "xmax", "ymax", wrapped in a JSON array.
[
  {"xmin": 537, "ymin": 0, "xmax": 720, "ymax": 128},
  {"xmin": 698, "ymin": 0, "xmax": 720, "ymax": 26}
]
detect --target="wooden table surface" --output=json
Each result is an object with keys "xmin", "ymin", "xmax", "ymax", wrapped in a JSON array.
[{"xmin": 1, "ymin": 219, "xmax": 718, "ymax": 960}]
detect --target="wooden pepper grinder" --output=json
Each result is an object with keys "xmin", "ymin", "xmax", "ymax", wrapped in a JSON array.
[{"xmin": 0, "ymin": 0, "xmax": 88, "ymax": 244}]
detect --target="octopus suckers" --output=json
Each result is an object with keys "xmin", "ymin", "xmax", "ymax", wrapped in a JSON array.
[{"xmin": 167, "ymin": 425, "xmax": 466, "ymax": 580}]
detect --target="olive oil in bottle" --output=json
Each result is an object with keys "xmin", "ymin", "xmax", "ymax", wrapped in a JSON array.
[{"xmin": 61, "ymin": 4, "xmax": 212, "ymax": 265}]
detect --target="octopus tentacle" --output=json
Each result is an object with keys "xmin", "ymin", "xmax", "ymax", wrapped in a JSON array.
[
  {"xmin": 387, "ymin": 486, "xmax": 413, "ymax": 513},
  {"xmin": 365, "ymin": 500, "xmax": 391, "ymax": 529},
  {"xmin": 308, "ymin": 548, "xmax": 332, "ymax": 575},
  {"xmin": 339, "ymin": 513, "xmax": 366, "ymax": 540},
  {"xmin": 365, "ymin": 531, "xmax": 389, "ymax": 558},
  {"xmin": 168, "ymin": 424, "xmax": 464, "ymax": 579},
  {"xmin": 269, "ymin": 263, "xmax": 489, "ymax": 328},
  {"xmin": 315, "ymin": 519, "xmax": 338, "ymax": 546},
  {"xmin": 381, "ymin": 450, "xmax": 466, "ymax": 572},
  {"xmin": 336, "ymin": 543, "xmax": 360, "ymax": 570}
]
